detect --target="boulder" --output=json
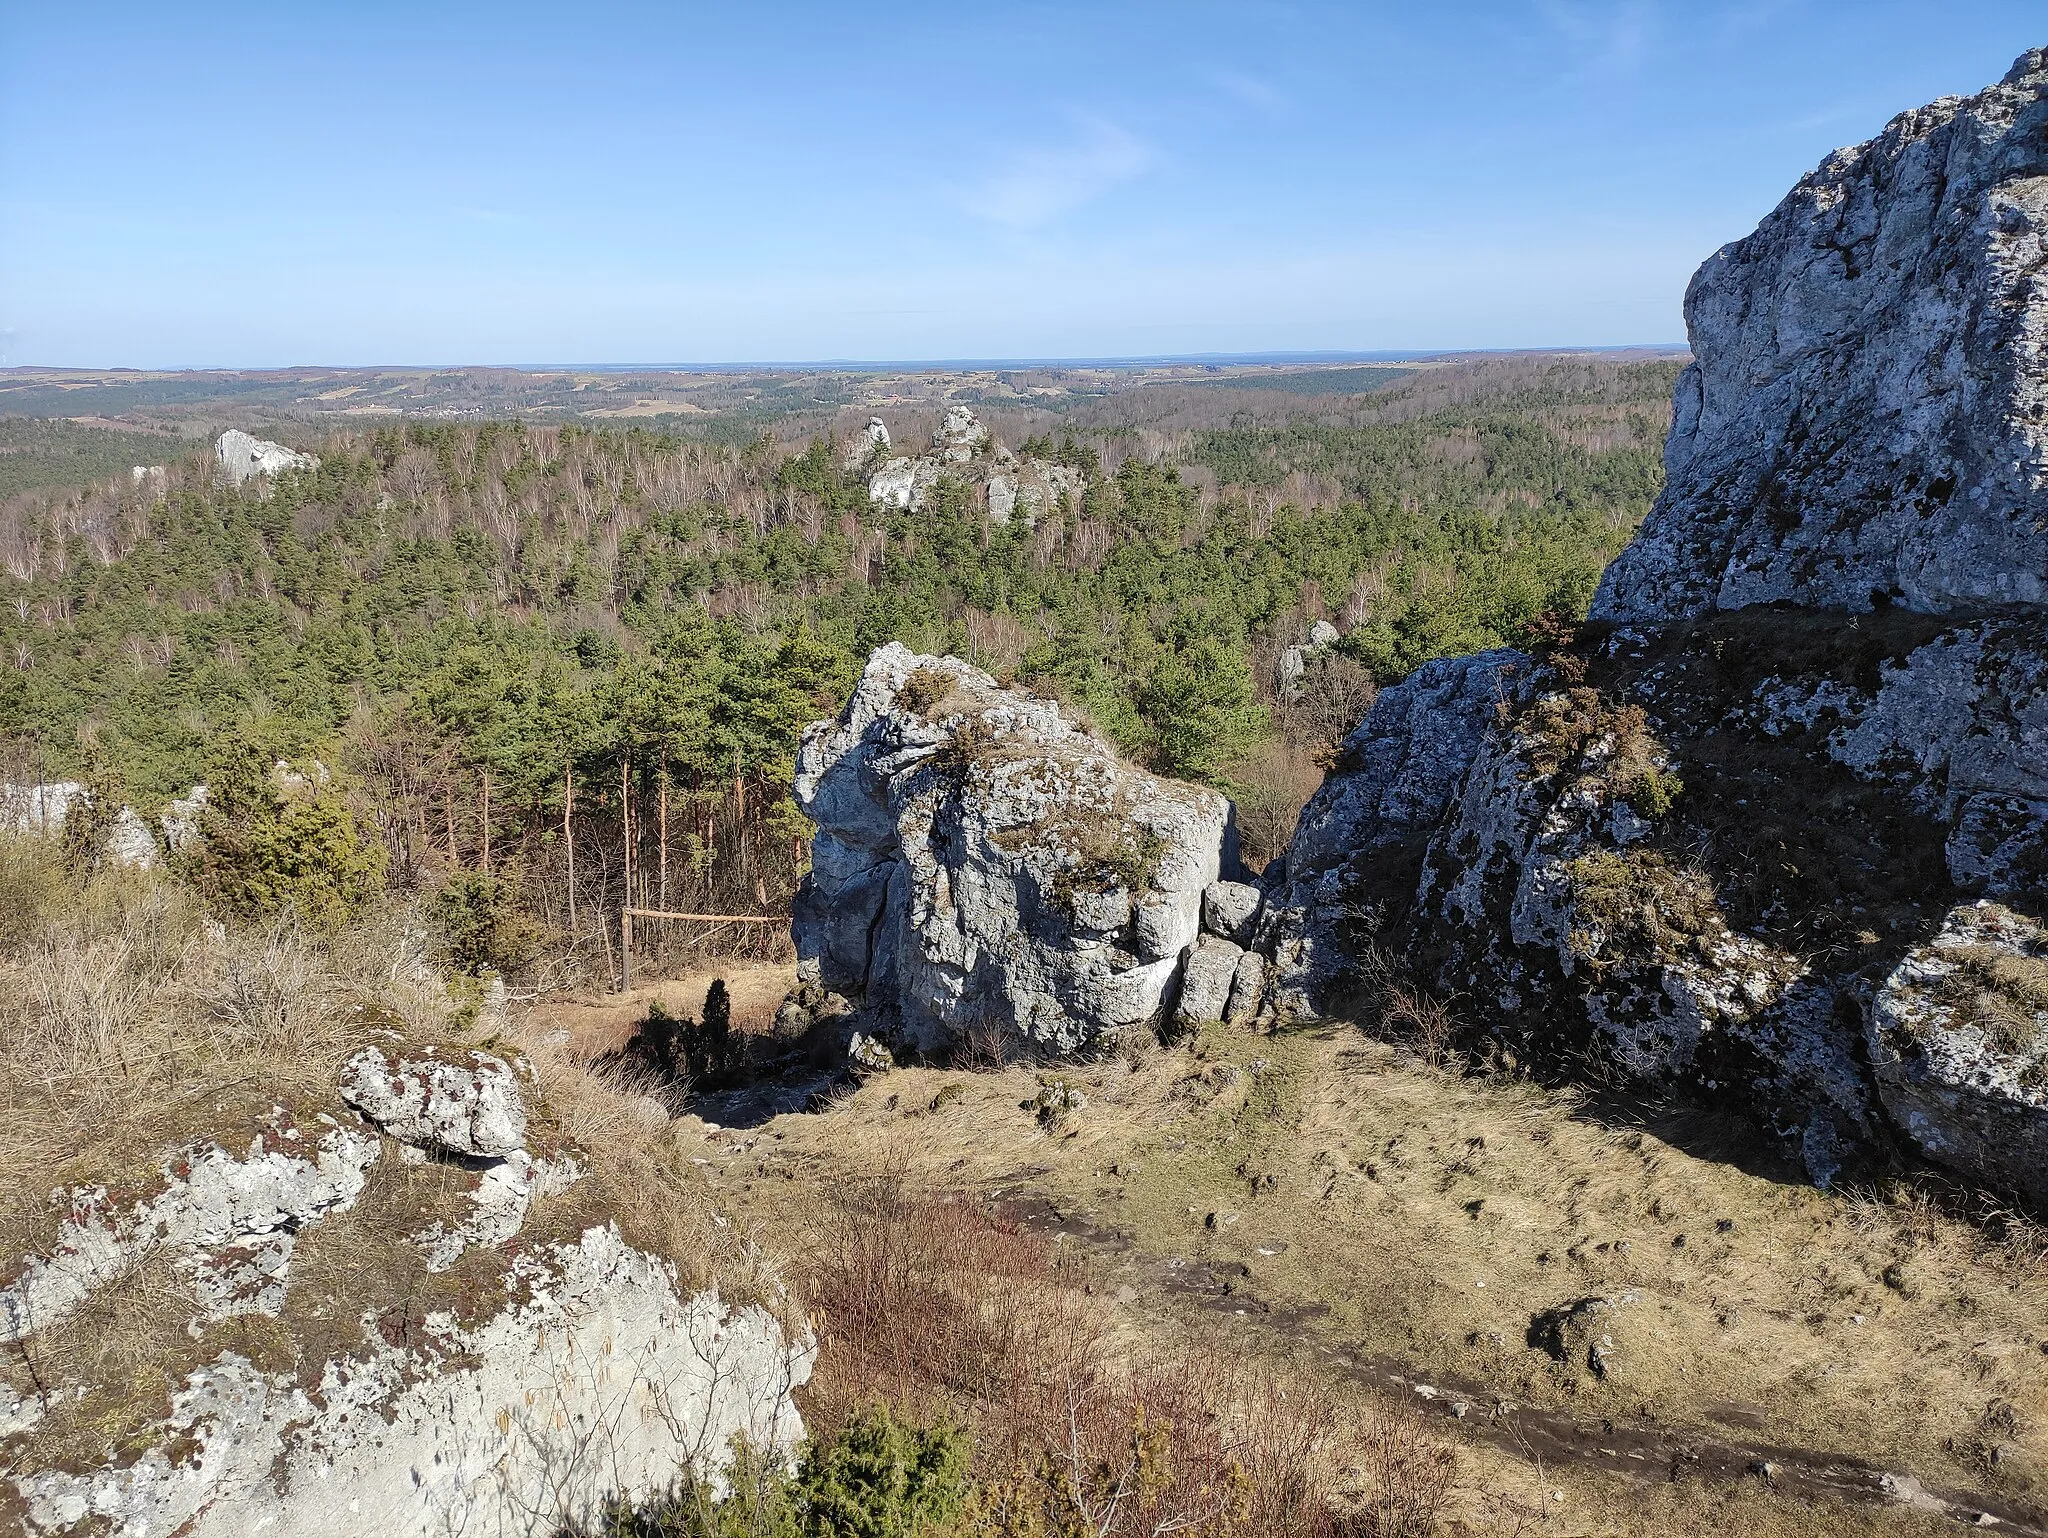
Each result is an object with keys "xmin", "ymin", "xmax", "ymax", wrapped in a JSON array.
[
  {"xmin": 216, "ymin": 429, "xmax": 318, "ymax": 487},
  {"xmin": 792, "ymin": 643, "xmax": 1235, "ymax": 1057},
  {"xmin": 1868, "ymin": 901, "xmax": 2048, "ymax": 1206},
  {"xmin": 1174, "ymin": 938, "xmax": 1243, "ymax": 1026},
  {"xmin": 1202, "ymin": 879, "xmax": 1262, "ymax": 944},
  {"xmin": 340, "ymin": 1047, "xmax": 527, "ymax": 1158},
  {"xmin": 1595, "ymin": 49, "xmax": 2048, "ymax": 622}
]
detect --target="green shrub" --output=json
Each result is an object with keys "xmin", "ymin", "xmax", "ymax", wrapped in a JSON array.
[
  {"xmin": 187, "ymin": 734, "xmax": 386, "ymax": 926},
  {"xmin": 60, "ymin": 742, "xmax": 130, "ymax": 875},
  {"xmin": 430, "ymin": 868, "xmax": 542, "ymax": 975},
  {"xmin": 564, "ymin": 1410, "xmax": 970, "ymax": 1538}
]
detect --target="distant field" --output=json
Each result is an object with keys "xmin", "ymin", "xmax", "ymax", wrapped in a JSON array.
[
  {"xmin": 0, "ymin": 417, "xmax": 198, "ymax": 501},
  {"xmin": 1194, "ymin": 364, "xmax": 1419, "ymax": 394}
]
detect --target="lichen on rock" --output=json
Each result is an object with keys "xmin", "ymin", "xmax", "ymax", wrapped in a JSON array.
[{"xmin": 791, "ymin": 642, "xmax": 1236, "ymax": 1058}]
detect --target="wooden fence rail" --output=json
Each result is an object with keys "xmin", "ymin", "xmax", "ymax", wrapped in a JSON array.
[{"xmin": 619, "ymin": 906, "xmax": 783, "ymax": 991}]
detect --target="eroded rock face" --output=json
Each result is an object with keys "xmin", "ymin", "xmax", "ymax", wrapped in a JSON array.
[
  {"xmin": 1251, "ymin": 55, "xmax": 2048, "ymax": 1198},
  {"xmin": 216, "ymin": 429, "xmax": 318, "ymax": 487},
  {"xmin": 1868, "ymin": 901, "xmax": 2048, "ymax": 1205},
  {"xmin": 8, "ymin": 1049, "xmax": 809, "ymax": 1536},
  {"xmin": 792, "ymin": 643, "xmax": 1236, "ymax": 1056},
  {"xmin": 17, "ymin": 1226, "xmax": 810, "ymax": 1538},
  {"xmin": 1595, "ymin": 49, "xmax": 2048, "ymax": 622},
  {"xmin": 0, "ymin": 1120, "xmax": 380, "ymax": 1341},
  {"xmin": 341, "ymin": 1046, "xmax": 528, "ymax": 1157}
]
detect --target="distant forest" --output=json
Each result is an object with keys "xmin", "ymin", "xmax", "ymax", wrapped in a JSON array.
[{"xmin": 0, "ymin": 355, "xmax": 1676, "ymax": 968}]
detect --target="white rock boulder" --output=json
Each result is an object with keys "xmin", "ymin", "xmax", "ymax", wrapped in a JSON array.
[
  {"xmin": 216, "ymin": 429, "xmax": 318, "ymax": 486},
  {"xmin": 340, "ymin": 1046, "xmax": 527, "ymax": 1158},
  {"xmin": 792, "ymin": 643, "xmax": 1237, "ymax": 1056}
]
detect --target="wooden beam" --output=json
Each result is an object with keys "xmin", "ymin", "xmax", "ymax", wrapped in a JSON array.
[{"xmin": 622, "ymin": 907, "xmax": 782, "ymax": 924}]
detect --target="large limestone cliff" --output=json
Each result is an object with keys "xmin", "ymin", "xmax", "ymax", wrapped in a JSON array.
[
  {"xmin": 1266, "ymin": 49, "xmax": 2048, "ymax": 1203},
  {"xmin": 1596, "ymin": 48, "xmax": 2048, "ymax": 621}
]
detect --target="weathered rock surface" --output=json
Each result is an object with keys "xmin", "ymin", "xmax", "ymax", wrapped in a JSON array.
[
  {"xmin": 16, "ymin": 1226, "xmax": 810, "ymax": 1538},
  {"xmin": 340, "ymin": 1046, "xmax": 528, "ymax": 1157},
  {"xmin": 8, "ymin": 1049, "xmax": 810, "ymax": 1536},
  {"xmin": 0, "ymin": 1119, "xmax": 380, "ymax": 1341},
  {"xmin": 792, "ymin": 643, "xmax": 1235, "ymax": 1056},
  {"xmin": 216, "ymin": 429, "xmax": 318, "ymax": 486},
  {"xmin": 1868, "ymin": 901, "xmax": 2048, "ymax": 1205},
  {"xmin": 1595, "ymin": 49, "xmax": 2048, "ymax": 622},
  {"xmin": 843, "ymin": 415, "xmax": 891, "ymax": 469},
  {"xmin": 1249, "ymin": 54, "xmax": 2048, "ymax": 1201}
]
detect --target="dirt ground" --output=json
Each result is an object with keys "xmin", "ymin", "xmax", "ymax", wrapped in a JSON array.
[
  {"xmin": 528, "ymin": 961, "xmax": 794, "ymax": 1058},
  {"xmin": 530, "ymin": 984, "xmax": 2048, "ymax": 1538}
]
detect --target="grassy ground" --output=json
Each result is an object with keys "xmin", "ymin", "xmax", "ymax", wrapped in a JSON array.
[{"xmin": 572, "ymin": 968, "xmax": 2048, "ymax": 1536}]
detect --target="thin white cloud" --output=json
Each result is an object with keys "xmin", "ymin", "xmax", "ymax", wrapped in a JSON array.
[
  {"xmin": 1535, "ymin": 0, "xmax": 1656, "ymax": 79},
  {"xmin": 958, "ymin": 117, "xmax": 1155, "ymax": 228},
  {"xmin": 1212, "ymin": 69, "xmax": 1287, "ymax": 118}
]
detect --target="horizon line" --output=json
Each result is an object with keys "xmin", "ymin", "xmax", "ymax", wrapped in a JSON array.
[{"xmin": 0, "ymin": 344, "xmax": 1693, "ymax": 378}]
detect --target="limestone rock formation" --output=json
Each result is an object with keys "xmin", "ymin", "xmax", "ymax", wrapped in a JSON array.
[
  {"xmin": 791, "ymin": 643, "xmax": 1239, "ymax": 1057},
  {"xmin": 843, "ymin": 415, "xmax": 891, "ymax": 469},
  {"xmin": 340, "ymin": 1046, "xmax": 529, "ymax": 1157},
  {"xmin": 7, "ymin": 1045, "xmax": 811, "ymax": 1536},
  {"xmin": 866, "ymin": 404, "xmax": 1084, "ymax": 524},
  {"xmin": 1595, "ymin": 49, "xmax": 2048, "ymax": 622},
  {"xmin": 216, "ymin": 429, "xmax": 318, "ymax": 486},
  {"xmin": 1250, "ymin": 51, "xmax": 2048, "ymax": 1201},
  {"xmin": 1868, "ymin": 901, "xmax": 2048, "ymax": 1202},
  {"xmin": 16, "ymin": 1227, "xmax": 808, "ymax": 1538}
]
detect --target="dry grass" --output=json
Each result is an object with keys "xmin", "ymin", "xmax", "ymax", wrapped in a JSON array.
[
  {"xmin": 679, "ymin": 1019, "xmax": 2048, "ymax": 1534},
  {"xmin": 0, "ymin": 836, "xmax": 755, "ymax": 1486},
  {"xmin": 1938, "ymin": 943, "xmax": 2048, "ymax": 1055},
  {"xmin": 795, "ymin": 1174, "xmax": 1457, "ymax": 1537}
]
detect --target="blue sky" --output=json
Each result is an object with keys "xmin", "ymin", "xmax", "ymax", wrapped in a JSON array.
[{"xmin": 1, "ymin": 2, "xmax": 2041, "ymax": 368}]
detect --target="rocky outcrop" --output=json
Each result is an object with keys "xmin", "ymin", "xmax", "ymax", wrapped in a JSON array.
[
  {"xmin": 1247, "ymin": 52, "xmax": 2048, "ymax": 1202},
  {"xmin": 790, "ymin": 644, "xmax": 1241, "ymax": 1057},
  {"xmin": 1867, "ymin": 901, "xmax": 2048, "ymax": 1200},
  {"xmin": 7, "ymin": 1042, "xmax": 811, "ymax": 1535},
  {"xmin": 16, "ymin": 1227, "xmax": 807, "ymax": 1538},
  {"xmin": 0, "ymin": 1120, "xmax": 381, "ymax": 1341},
  {"xmin": 867, "ymin": 405, "xmax": 1084, "ymax": 525},
  {"xmin": 843, "ymin": 415, "xmax": 891, "ymax": 469},
  {"xmin": 216, "ymin": 429, "xmax": 318, "ymax": 486},
  {"xmin": 3, "ymin": 780, "xmax": 210, "ymax": 868},
  {"xmin": 341, "ymin": 1046, "xmax": 529, "ymax": 1157},
  {"xmin": 1595, "ymin": 49, "xmax": 2048, "ymax": 622}
]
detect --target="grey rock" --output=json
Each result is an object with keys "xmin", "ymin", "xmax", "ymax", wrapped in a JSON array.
[
  {"xmin": 1309, "ymin": 619, "xmax": 1341, "ymax": 649},
  {"xmin": 1262, "ymin": 650, "xmax": 1533, "ymax": 1018},
  {"xmin": 413, "ymin": 1151, "xmax": 582, "ymax": 1272},
  {"xmin": 340, "ymin": 1047, "xmax": 527, "ymax": 1158},
  {"xmin": 792, "ymin": 643, "xmax": 1232, "ymax": 1057},
  {"xmin": 1224, "ymin": 949, "xmax": 1267, "ymax": 1025},
  {"xmin": 1868, "ymin": 901, "xmax": 2048, "ymax": 1206},
  {"xmin": 0, "ymin": 1123, "xmax": 380, "ymax": 1341},
  {"xmin": 1595, "ymin": 49, "xmax": 2048, "ymax": 622},
  {"xmin": 866, "ymin": 406, "xmax": 1080, "ymax": 525},
  {"xmin": 1202, "ymin": 879, "xmax": 1262, "ymax": 944},
  {"xmin": 843, "ymin": 416, "xmax": 890, "ymax": 469},
  {"xmin": 216, "ymin": 429, "xmax": 317, "ymax": 487},
  {"xmin": 15, "ymin": 1225, "xmax": 811, "ymax": 1538},
  {"xmin": 1174, "ymin": 938, "xmax": 1243, "ymax": 1026}
]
